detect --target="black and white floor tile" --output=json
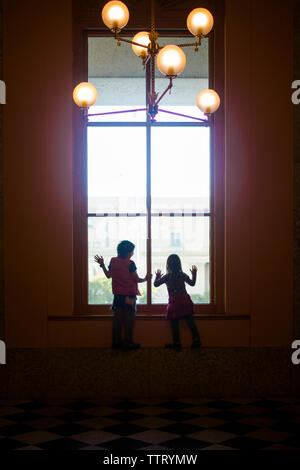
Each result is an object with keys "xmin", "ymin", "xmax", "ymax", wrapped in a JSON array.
[{"xmin": 0, "ymin": 397, "xmax": 299, "ymax": 450}]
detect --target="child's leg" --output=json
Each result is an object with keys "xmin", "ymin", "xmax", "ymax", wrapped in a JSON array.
[
  {"xmin": 184, "ymin": 315, "xmax": 201, "ymax": 341},
  {"xmin": 112, "ymin": 308, "xmax": 123, "ymax": 347},
  {"xmin": 170, "ymin": 318, "xmax": 181, "ymax": 344},
  {"xmin": 124, "ymin": 306, "xmax": 135, "ymax": 344},
  {"xmin": 165, "ymin": 319, "xmax": 181, "ymax": 349}
]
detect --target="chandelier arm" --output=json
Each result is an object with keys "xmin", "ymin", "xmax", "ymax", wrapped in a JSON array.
[
  {"xmin": 157, "ymin": 39, "xmax": 201, "ymax": 51},
  {"xmin": 176, "ymin": 41, "xmax": 200, "ymax": 48},
  {"xmin": 114, "ymin": 37, "xmax": 200, "ymax": 51},
  {"xmin": 154, "ymin": 78, "xmax": 174, "ymax": 107},
  {"xmin": 114, "ymin": 35, "xmax": 149, "ymax": 50},
  {"xmin": 159, "ymin": 108, "xmax": 210, "ymax": 123},
  {"xmin": 87, "ymin": 108, "xmax": 147, "ymax": 117},
  {"xmin": 143, "ymin": 54, "xmax": 151, "ymax": 67}
]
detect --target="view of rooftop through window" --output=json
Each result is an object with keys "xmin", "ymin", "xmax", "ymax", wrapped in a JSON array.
[{"xmin": 87, "ymin": 35, "xmax": 211, "ymax": 307}]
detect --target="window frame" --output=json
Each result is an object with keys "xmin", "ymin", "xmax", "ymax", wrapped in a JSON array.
[{"xmin": 72, "ymin": 5, "xmax": 225, "ymax": 316}]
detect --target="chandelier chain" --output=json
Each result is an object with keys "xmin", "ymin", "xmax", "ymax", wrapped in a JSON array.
[
  {"xmin": 151, "ymin": 0, "xmax": 156, "ymax": 100},
  {"xmin": 151, "ymin": 0, "xmax": 155, "ymax": 34}
]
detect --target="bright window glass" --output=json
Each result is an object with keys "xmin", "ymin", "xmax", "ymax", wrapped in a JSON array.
[
  {"xmin": 151, "ymin": 127, "xmax": 210, "ymax": 212},
  {"xmin": 88, "ymin": 127, "xmax": 146, "ymax": 213},
  {"xmin": 87, "ymin": 35, "xmax": 211, "ymax": 307},
  {"xmin": 88, "ymin": 217, "xmax": 147, "ymax": 305},
  {"xmin": 151, "ymin": 216, "xmax": 210, "ymax": 304}
]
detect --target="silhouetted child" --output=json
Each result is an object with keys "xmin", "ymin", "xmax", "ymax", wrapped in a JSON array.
[
  {"xmin": 95, "ymin": 240, "xmax": 151, "ymax": 350},
  {"xmin": 154, "ymin": 254, "xmax": 202, "ymax": 350}
]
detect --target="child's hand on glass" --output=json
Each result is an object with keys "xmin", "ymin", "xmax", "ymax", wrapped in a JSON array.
[
  {"xmin": 190, "ymin": 265, "xmax": 198, "ymax": 274},
  {"xmin": 145, "ymin": 273, "xmax": 152, "ymax": 281},
  {"xmin": 155, "ymin": 269, "xmax": 163, "ymax": 278},
  {"xmin": 94, "ymin": 254, "xmax": 104, "ymax": 266}
]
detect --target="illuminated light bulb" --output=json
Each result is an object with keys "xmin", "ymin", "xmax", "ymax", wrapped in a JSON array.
[
  {"xmin": 156, "ymin": 45, "xmax": 186, "ymax": 76},
  {"xmin": 101, "ymin": 1, "xmax": 129, "ymax": 30},
  {"xmin": 132, "ymin": 31, "xmax": 150, "ymax": 58},
  {"xmin": 196, "ymin": 89, "xmax": 220, "ymax": 114},
  {"xmin": 187, "ymin": 8, "xmax": 214, "ymax": 37},
  {"xmin": 73, "ymin": 82, "xmax": 98, "ymax": 108}
]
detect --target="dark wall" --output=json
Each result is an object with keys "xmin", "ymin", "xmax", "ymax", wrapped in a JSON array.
[
  {"xmin": 0, "ymin": 0, "xmax": 3, "ymax": 341},
  {"xmin": 294, "ymin": 0, "xmax": 300, "ymax": 338}
]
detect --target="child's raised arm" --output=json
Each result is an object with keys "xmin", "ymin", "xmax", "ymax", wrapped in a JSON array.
[
  {"xmin": 94, "ymin": 254, "xmax": 111, "ymax": 279},
  {"xmin": 183, "ymin": 265, "xmax": 197, "ymax": 286},
  {"xmin": 131, "ymin": 271, "xmax": 152, "ymax": 283},
  {"xmin": 154, "ymin": 269, "xmax": 167, "ymax": 287}
]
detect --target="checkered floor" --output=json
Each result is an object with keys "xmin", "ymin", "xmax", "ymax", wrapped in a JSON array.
[{"xmin": 0, "ymin": 397, "xmax": 300, "ymax": 450}]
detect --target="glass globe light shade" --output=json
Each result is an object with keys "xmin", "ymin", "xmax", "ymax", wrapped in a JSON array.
[
  {"xmin": 132, "ymin": 31, "xmax": 150, "ymax": 58},
  {"xmin": 101, "ymin": 1, "xmax": 129, "ymax": 30},
  {"xmin": 196, "ymin": 89, "xmax": 220, "ymax": 114},
  {"xmin": 73, "ymin": 82, "xmax": 98, "ymax": 108},
  {"xmin": 156, "ymin": 45, "xmax": 186, "ymax": 76},
  {"xmin": 187, "ymin": 8, "xmax": 214, "ymax": 37}
]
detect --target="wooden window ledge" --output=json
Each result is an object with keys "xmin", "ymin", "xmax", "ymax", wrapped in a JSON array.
[{"xmin": 48, "ymin": 314, "xmax": 250, "ymax": 321}]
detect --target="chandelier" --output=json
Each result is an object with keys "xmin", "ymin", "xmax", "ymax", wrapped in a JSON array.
[{"xmin": 73, "ymin": 0, "xmax": 221, "ymax": 122}]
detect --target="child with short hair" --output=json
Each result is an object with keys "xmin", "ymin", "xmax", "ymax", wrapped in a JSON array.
[
  {"xmin": 154, "ymin": 254, "xmax": 202, "ymax": 350},
  {"xmin": 95, "ymin": 240, "xmax": 151, "ymax": 350}
]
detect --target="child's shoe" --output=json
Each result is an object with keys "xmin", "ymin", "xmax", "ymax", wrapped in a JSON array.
[
  {"xmin": 112, "ymin": 341, "xmax": 124, "ymax": 350},
  {"xmin": 191, "ymin": 338, "xmax": 202, "ymax": 349},
  {"xmin": 165, "ymin": 342, "xmax": 182, "ymax": 351}
]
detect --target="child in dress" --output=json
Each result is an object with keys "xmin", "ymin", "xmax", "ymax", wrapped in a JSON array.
[
  {"xmin": 154, "ymin": 254, "xmax": 202, "ymax": 350},
  {"xmin": 95, "ymin": 240, "xmax": 151, "ymax": 350}
]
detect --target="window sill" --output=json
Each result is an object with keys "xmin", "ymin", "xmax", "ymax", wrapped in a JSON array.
[{"xmin": 48, "ymin": 314, "xmax": 250, "ymax": 321}]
